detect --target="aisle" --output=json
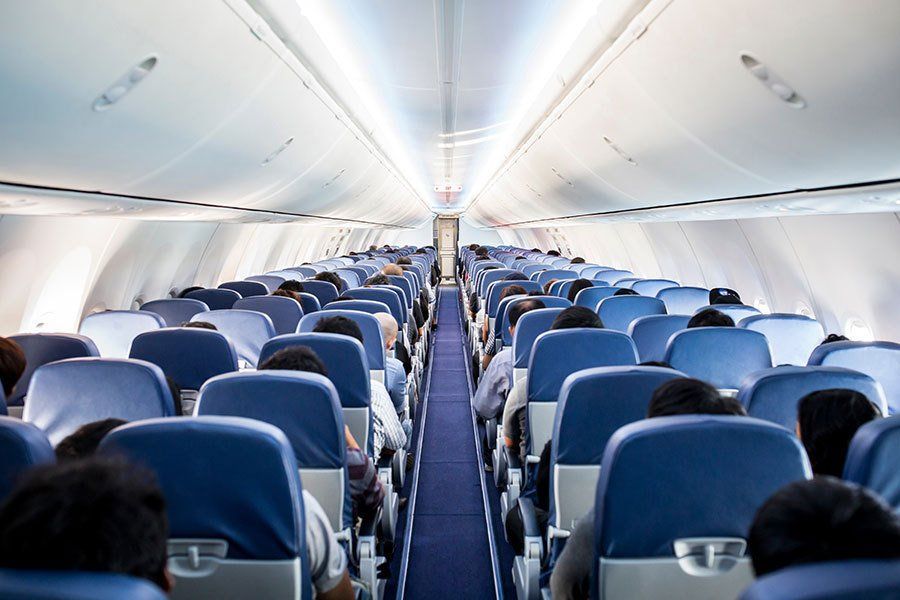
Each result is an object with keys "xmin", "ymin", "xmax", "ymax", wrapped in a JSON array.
[{"xmin": 401, "ymin": 285, "xmax": 498, "ymax": 598}]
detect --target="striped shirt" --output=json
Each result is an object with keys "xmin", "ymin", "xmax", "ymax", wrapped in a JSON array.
[{"xmin": 371, "ymin": 379, "xmax": 407, "ymax": 457}]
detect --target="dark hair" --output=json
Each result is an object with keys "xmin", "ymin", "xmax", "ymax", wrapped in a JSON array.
[
  {"xmin": 504, "ymin": 272, "xmax": 528, "ymax": 281},
  {"xmin": 687, "ymin": 308, "xmax": 735, "ymax": 328},
  {"xmin": 509, "ymin": 299, "xmax": 546, "ymax": 328},
  {"xmin": 527, "ymin": 290, "xmax": 544, "ymax": 296},
  {"xmin": 797, "ymin": 389, "xmax": 879, "ymax": 477},
  {"xmin": 365, "ymin": 274, "xmax": 390, "ymax": 286},
  {"xmin": 272, "ymin": 289, "xmax": 301, "ymax": 303},
  {"xmin": 177, "ymin": 286, "xmax": 204, "ymax": 298},
  {"xmin": 821, "ymin": 333, "xmax": 849, "ymax": 346},
  {"xmin": 514, "ymin": 256, "xmax": 526, "ymax": 261},
  {"xmin": 180, "ymin": 320, "xmax": 217, "ymax": 330},
  {"xmin": 639, "ymin": 361, "xmax": 671, "ymax": 368},
  {"xmin": 543, "ymin": 280, "xmax": 558, "ymax": 295},
  {"xmin": 530, "ymin": 248, "xmax": 541, "ymax": 253},
  {"xmin": 647, "ymin": 378, "xmax": 747, "ymax": 418},
  {"xmin": 397, "ymin": 257, "xmax": 412, "ymax": 265},
  {"xmin": 748, "ymin": 478, "xmax": 900, "ymax": 577},
  {"xmin": 166, "ymin": 377, "xmax": 183, "ymax": 417},
  {"xmin": 567, "ymin": 279, "xmax": 593, "ymax": 302},
  {"xmin": 0, "ymin": 337, "xmax": 26, "ymax": 397},
  {"xmin": 278, "ymin": 280, "xmax": 305, "ymax": 293},
  {"xmin": 475, "ymin": 246, "xmax": 489, "ymax": 257},
  {"xmin": 312, "ymin": 316, "xmax": 364, "ymax": 344},
  {"xmin": 259, "ymin": 346, "xmax": 328, "ymax": 376},
  {"xmin": 0, "ymin": 458, "xmax": 169, "ymax": 589},
  {"xmin": 55, "ymin": 419, "xmax": 127, "ymax": 462},
  {"xmin": 547, "ymin": 250, "xmax": 560, "ymax": 257},
  {"xmin": 500, "ymin": 285, "xmax": 527, "ymax": 301},
  {"xmin": 570, "ymin": 257, "xmax": 585, "ymax": 264},
  {"xmin": 551, "ymin": 306, "xmax": 603, "ymax": 330},
  {"xmin": 468, "ymin": 243, "xmax": 480, "ymax": 251},
  {"xmin": 313, "ymin": 271, "xmax": 342, "ymax": 291},
  {"xmin": 613, "ymin": 288, "xmax": 639, "ymax": 296}
]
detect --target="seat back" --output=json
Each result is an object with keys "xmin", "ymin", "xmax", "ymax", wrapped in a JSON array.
[
  {"xmin": 591, "ymin": 269, "xmax": 634, "ymax": 286},
  {"xmin": 298, "ymin": 310, "xmax": 385, "ymax": 377},
  {"xmin": 7, "ymin": 334, "xmax": 99, "ymax": 405},
  {"xmin": 100, "ymin": 417, "xmax": 310, "ymax": 600},
  {"xmin": 347, "ymin": 287, "xmax": 405, "ymax": 326},
  {"xmin": 234, "ymin": 296, "xmax": 303, "ymax": 336},
  {"xmin": 597, "ymin": 296, "xmax": 668, "ymax": 332},
  {"xmin": 386, "ymin": 275, "xmax": 413, "ymax": 309},
  {"xmin": 511, "ymin": 308, "xmax": 565, "ymax": 380},
  {"xmin": 129, "ymin": 328, "xmax": 238, "ymax": 391},
  {"xmin": 534, "ymin": 269, "xmax": 578, "ymax": 287},
  {"xmin": 186, "ymin": 288, "xmax": 241, "ymax": 310},
  {"xmin": 613, "ymin": 277, "xmax": 643, "ymax": 288},
  {"xmin": 665, "ymin": 328, "xmax": 773, "ymax": 391},
  {"xmin": 479, "ymin": 269, "xmax": 518, "ymax": 298},
  {"xmin": 299, "ymin": 280, "xmax": 340, "ymax": 307},
  {"xmin": 739, "ymin": 314, "xmax": 825, "ymax": 366},
  {"xmin": 258, "ymin": 333, "xmax": 372, "ymax": 455},
  {"xmin": 141, "ymin": 298, "xmax": 209, "ymax": 327},
  {"xmin": 808, "ymin": 341, "xmax": 900, "ymax": 414},
  {"xmin": 843, "ymin": 415, "xmax": 900, "ymax": 510},
  {"xmin": 292, "ymin": 265, "xmax": 320, "ymax": 278},
  {"xmin": 738, "ymin": 366, "xmax": 887, "ymax": 430},
  {"xmin": 327, "ymin": 300, "xmax": 391, "ymax": 316},
  {"xmin": 24, "ymin": 358, "xmax": 175, "ymax": 445},
  {"xmin": 484, "ymin": 280, "xmax": 539, "ymax": 317},
  {"xmin": 580, "ymin": 266, "xmax": 614, "ymax": 279},
  {"xmin": 333, "ymin": 269, "xmax": 360, "ymax": 289},
  {"xmin": 521, "ymin": 263, "xmax": 549, "ymax": 278},
  {"xmin": 628, "ymin": 314, "xmax": 691, "ymax": 363},
  {"xmin": 0, "ymin": 570, "xmax": 168, "ymax": 600},
  {"xmin": 573, "ymin": 286, "xmax": 622, "ymax": 309},
  {"xmin": 0, "ymin": 418, "xmax": 54, "ymax": 500},
  {"xmin": 694, "ymin": 304, "xmax": 761, "ymax": 324},
  {"xmin": 197, "ymin": 371, "xmax": 349, "ymax": 533},
  {"xmin": 595, "ymin": 416, "xmax": 810, "ymax": 600},
  {"xmin": 246, "ymin": 274, "xmax": 286, "ymax": 291},
  {"xmin": 656, "ymin": 286, "xmax": 710, "ymax": 315},
  {"xmin": 218, "ymin": 280, "xmax": 268, "ymax": 298},
  {"xmin": 551, "ymin": 366, "xmax": 684, "ymax": 535},
  {"xmin": 632, "ymin": 279, "xmax": 679, "ymax": 297},
  {"xmin": 738, "ymin": 560, "xmax": 900, "ymax": 600},
  {"xmin": 526, "ymin": 330, "xmax": 637, "ymax": 455},
  {"xmin": 191, "ymin": 310, "xmax": 275, "ymax": 367},
  {"xmin": 500, "ymin": 297, "xmax": 572, "ymax": 345},
  {"xmin": 79, "ymin": 311, "xmax": 166, "ymax": 358},
  {"xmin": 295, "ymin": 292, "xmax": 321, "ymax": 314}
]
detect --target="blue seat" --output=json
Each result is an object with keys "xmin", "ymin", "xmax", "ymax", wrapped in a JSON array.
[
  {"xmin": 656, "ymin": 286, "xmax": 710, "ymax": 315},
  {"xmin": 479, "ymin": 269, "xmax": 518, "ymax": 298},
  {"xmin": 100, "ymin": 417, "xmax": 311, "ymax": 599},
  {"xmin": 218, "ymin": 280, "xmax": 268, "ymax": 298},
  {"xmin": 614, "ymin": 277, "xmax": 643, "ymax": 288},
  {"xmin": 549, "ymin": 257, "xmax": 570, "ymax": 268},
  {"xmin": 533, "ymin": 269, "xmax": 578, "ymax": 287},
  {"xmin": 141, "ymin": 298, "xmax": 209, "ymax": 327},
  {"xmin": 591, "ymin": 269, "xmax": 634, "ymax": 286},
  {"xmin": 0, "ymin": 570, "xmax": 167, "ymax": 600},
  {"xmin": 298, "ymin": 310, "xmax": 385, "ymax": 380},
  {"xmin": 738, "ymin": 366, "xmax": 887, "ymax": 430},
  {"xmin": 296, "ymin": 292, "xmax": 322, "ymax": 314},
  {"xmin": 739, "ymin": 560, "xmax": 900, "ymax": 600},
  {"xmin": 808, "ymin": 341, "xmax": 900, "ymax": 414},
  {"xmin": 300, "ymin": 280, "xmax": 340, "ymax": 307},
  {"xmin": 593, "ymin": 416, "xmax": 810, "ymax": 599},
  {"xmin": 343, "ymin": 266, "xmax": 371, "ymax": 283},
  {"xmin": 665, "ymin": 327, "xmax": 773, "ymax": 390},
  {"xmin": 191, "ymin": 309, "xmax": 275, "ymax": 367},
  {"xmin": 129, "ymin": 328, "xmax": 238, "ymax": 392},
  {"xmin": 234, "ymin": 296, "xmax": 303, "ymax": 336},
  {"xmin": 632, "ymin": 279, "xmax": 679, "ymax": 297},
  {"xmin": 628, "ymin": 314, "xmax": 691, "ymax": 363},
  {"xmin": 79, "ymin": 310, "xmax": 166, "ymax": 358},
  {"xmin": 573, "ymin": 286, "xmax": 622, "ymax": 309},
  {"xmin": 695, "ymin": 304, "xmax": 761, "ymax": 324},
  {"xmin": 0, "ymin": 418, "xmax": 54, "ymax": 500},
  {"xmin": 580, "ymin": 266, "xmax": 613, "ymax": 279},
  {"xmin": 521, "ymin": 263, "xmax": 549, "ymax": 278},
  {"xmin": 197, "ymin": 371, "xmax": 350, "ymax": 536},
  {"xmin": 500, "ymin": 297, "xmax": 572, "ymax": 346},
  {"xmin": 844, "ymin": 415, "xmax": 900, "ymax": 510},
  {"xmin": 327, "ymin": 299, "xmax": 391, "ymax": 316},
  {"xmin": 386, "ymin": 275, "xmax": 413, "ymax": 309},
  {"xmin": 291, "ymin": 265, "xmax": 320, "ymax": 278},
  {"xmin": 512, "ymin": 308, "xmax": 565, "ymax": 382},
  {"xmin": 555, "ymin": 279, "xmax": 586, "ymax": 299},
  {"xmin": 486, "ymin": 280, "xmax": 542, "ymax": 318},
  {"xmin": 739, "ymin": 313, "xmax": 825, "ymax": 366},
  {"xmin": 246, "ymin": 274, "xmax": 285, "ymax": 291},
  {"xmin": 346, "ymin": 287, "xmax": 406, "ymax": 329},
  {"xmin": 24, "ymin": 358, "xmax": 175, "ymax": 445},
  {"xmin": 7, "ymin": 334, "xmax": 99, "ymax": 406},
  {"xmin": 333, "ymin": 269, "xmax": 361, "ymax": 289},
  {"xmin": 598, "ymin": 296, "xmax": 668, "ymax": 332},
  {"xmin": 186, "ymin": 288, "xmax": 241, "ymax": 310}
]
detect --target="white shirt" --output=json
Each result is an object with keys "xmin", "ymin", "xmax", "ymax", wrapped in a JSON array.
[
  {"xmin": 303, "ymin": 490, "xmax": 347, "ymax": 594},
  {"xmin": 472, "ymin": 348, "xmax": 513, "ymax": 419},
  {"xmin": 370, "ymin": 379, "xmax": 407, "ymax": 457}
]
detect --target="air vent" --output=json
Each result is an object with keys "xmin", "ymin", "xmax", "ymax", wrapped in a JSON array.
[
  {"xmin": 261, "ymin": 137, "xmax": 295, "ymax": 166},
  {"xmin": 93, "ymin": 56, "xmax": 158, "ymax": 111},
  {"xmin": 740, "ymin": 53, "xmax": 806, "ymax": 109}
]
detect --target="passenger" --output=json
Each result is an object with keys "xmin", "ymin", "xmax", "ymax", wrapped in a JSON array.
[
  {"xmin": 566, "ymin": 278, "xmax": 592, "ymax": 302},
  {"xmin": 820, "ymin": 333, "xmax": 850, "ymax": 345},
  {"xmin": 796, "ymin": 389, "xmax": 880, "ymax": 477},
  {"xmin": 613, "ymin": 288, "xmax": 638, "ymax": 296},
  {"xmin": 475, "ymin": 246, "xmax": 490, "ymax": 257},
  {"xmin": 310, "ymin": 317, "xmax": 408, "ymax": 458},
  {"xmin": 482, "ymin": 285, "xmax": 528, "ymax": 369},
  {"xmin": 55, "ymin": 418, "xmax": 127, "ymax": 461},
  {"xmin": 314, "ymin": 271, "xmax": 344, "ymax": 292},
  {"xmin": 748, "ymin": 478, "xmax": 900, "ymax": 577},
  {"xmin": 502, "ymin": 306, "xmax": 603, "ymax": 459},
  {"xmin": 374, "ymin": 312, "xmax": 408, "ymax": 414},
  {"xmin": 542, "ymin": 279, "xmax": 558, "ymax": 295},
  {"xmin": 471, "ymin": 266, "xmax": 499, "ymax": 324},
  {"xmin": 166, "ymin": 376, "xmax": 184, "ymax": 417},
  {"xmin": 383, "ymin": 265, "xmax": 426, "ymax": 338},
  {"xmin": 547, "ymin": 250, "xmax": 560, "ymax": 257},
  {"xmin": 0, "ymin": 337, "xmax": 26, "ymax": 399},
  {"xmin": 0, "ymin": 458, "xmax": 173, "ymax": 592},
  {"xmin": 365, "ymin": 274, "xmax": 391, "ymax": 286},
  {"xmin": 278, "ymin": 279, "xmax": 305, "ymax": 294},
  {"xmin": 504, "ymin": 271, "xmax": 528, "ymax": 281},
  {"xmin": 686, "ymin": 307, "xmax": 734, "ymax": 328},
  {"xmin": 177, "ymin": 286, "xmax": 204, "ymax": 298},
  {"xmin": 179, "ymin": 320, "xmax": 217, "ymax": 330},
  {"xmin": 382, "ymin": 264, "xmax": 404, "ymax": 277},
  {"xmin": 570, "ymin": 257, "xmax": 585, "ymax": 264},
  {"xmin": 709, "ymin": 287, "xmax": 742, "ymax": 305},
  {"xmin": 639, "ymin": 360, "xmax": 671, "ymax": 368},
  {"xmin": 272, "ymin": 288, "xmax": 302, "ymax": 303}
]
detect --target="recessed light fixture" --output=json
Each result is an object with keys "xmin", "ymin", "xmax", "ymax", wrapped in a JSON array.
[
  {"xmin": 602, "ymin": 136, "xmax": 637, "ymax": 165},
  {"xmin": 93, "ymin": 56, "xmax": 158, "ymax": 111},
  {"xmin": 261, "ymin": 137, "xmax": 295, "ymax": 166},
  {"xmin": 740, "ymin": 53, "xmax": 806, "ymax": 109}
]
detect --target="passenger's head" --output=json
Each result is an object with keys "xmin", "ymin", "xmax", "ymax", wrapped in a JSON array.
[
  {"xmin": 272, "ymin": 289, "xmax": 301, "ymax": 303},
  {"xmin": 567, "ymin": 279, "xmax": 593, "ymax": 302},
  {"xmin": 313, "ymin": 271, "xmax": 342, "ymax": 290},
  {"xmin": 647, "ymin": 378, "xmax": 747, "ymax": 417},
  {"xmin": 259, "ymin": 346, "xmax": 327, "ymax": 375},
  {"xmin": 709, "ymin": 287, "xmax": 742, "ymax": 305},
  {"xmin": 547, "ymin": 250, "xmax": 560, "ymax": 257},
  {"xmin": 748, "ymin": 478, "xmax": 900, "ymax": 577},
  {"xmin": 55, "ymin": 419, "xmax": 127, "ymax": 462},
  {"xmin": 639, "ymin": 360, "xmax": 672, "ymax": 368},
  {"xmin": 796, "ymin": 389, "xmax": 880, "ymax": 477},
  {"xmin": 365, "ymin": 274, "xmax": 391, "ymax": 286},
  {"xmin": 514, "ymin": 256, "xmax": 526, "ymax": 262},
  {"xmin": 382, "ymin": 264, "xmax": 403, "ymax": 277},
  {"xmin": 180, "ymin": 320, "xmax": 217, "ymax": 330},
  {"xmin": 821, "ymin": 333, "xmax": 849, "ymax": 346},
  {"xmin": 397, "ymin": 257, "xmax": 412, "ymax": 265},
  {"xmin": 475, "ymin": 246, "xmax": 489, "ymax": 257},
  {"xmin": 0, "ymin": 337, "xmax": 25, "ymax": 397},
  {"xmin": 508, "ymin": 299, "xmax": 546, "ymax": 333},
  {"xmin": 312, "ymin": 315, "xmax": 364, "ymax": 345},
  {"xmin": 570, "ymin": 257, "xmax": 585, "ymax": 264},
  {"xmin": 500, "ymin": 285, "xmax": 527, "ymax": 301},
  {"xmin": 551, "ymin": 306, "xmax": 603, "ymax": 330},
  {"xmin": 613, "ymin": 288, "xmax": 638, "ymax": 296},
  {"xmin": 278, "ymin": 280, "xmax": 305, "ymax": 293},
  {"xmin": 530, "ymin": 248, "xmax": 541, "ymax": 253},
  {"xmin": 0, "ymin": 458, "xmax": 171, "ymax": 590},
  {"xmin": 687, "ymin": 308, "xmax": 734, "ymax": 328},
  {"xmin": 504, "ymin": 272, "xmax": 528, "ymax": 281},
  {"xmin": 543, "ymin": 279, "xmax": 558, "ymax": 295},
  {"xmin": 468, "ymin": 243, "xmax": 479, "ymax": 251},
  {"xmin": 177, "ymin": 286, "xmax": 204, "ymax": 298},
  {"xmin": 374, "ymin": 312, "xmax": 399, "ymax": 350}
]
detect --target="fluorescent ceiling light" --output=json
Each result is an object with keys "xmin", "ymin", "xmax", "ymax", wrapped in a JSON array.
[{"xmin": 438, "ymin": 121, "xmax": 509, "ymax": 138}]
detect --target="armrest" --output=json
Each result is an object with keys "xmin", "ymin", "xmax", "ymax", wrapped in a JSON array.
[
  {"xmin": 504, "ymin": 445, "xmax": 522, "ymax": 471},
  {"xmin": 358, "ymin": 505, "xmax": 382, "ymax": 539},
  {"xmin": 517, "ymin": 497, "xmax": 542, "ymax": 540}
]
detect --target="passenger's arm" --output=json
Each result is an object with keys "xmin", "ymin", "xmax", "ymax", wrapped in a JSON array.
[{"xmin": 318, "ymin": 571, "xmax": 353, "ymax": 600}]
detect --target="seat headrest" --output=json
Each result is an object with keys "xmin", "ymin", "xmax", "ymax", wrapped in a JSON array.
[
  {"xmin": 738, "ymin": 559, "xmax": 900, "ymax": 600},
  {"xmin": 632, "ymin": 279, "xmax": 679, "ymax": 297},
  {"xmin": 739, "ymin": 314, "xmax": 825, "ymax": 366},
  {"xmin": 843, "ymin": 415, "xmax": 900, "ymax": 510},
  {"xmin": 327, "ymin": 300, "xmax": 391, "ymax": 316},
  {"xmin": 24, "ymin": 358, "xmax": 175, "ymax": 445},
  {"xmin": 333, "ymin": 269, "xmax": 360, "ymax": 288},
  {"xmin": 573, "ymin": 286, "xmax": 622, "ymax": 309},
  {"xmin": 140, "ymin": 298, "xmax": 209, "ymax": 327},
  {"xmin": 591, "ymin": 269, "xmax": 634, "ymax": 286},
  {"xmin": 595, "ymin": 416, "xmax": 810, "ymax": 557},
  {"xmin": 512, "ymin": 308, "xmax": 566, "ymax": 368},
  {"xmin": 100, "ymin": 416, "xmax": 305, "ymax": 561},
  {"xmin": 386, "ymin": 276, "xmax": 412, "ymax": 307},
  {"xmin": 246, "ymin": 274, "xmax": 285, "ymax": 290},
  {"xmin": 7, "ymin": 333, "xmax": 99, "ymax": 405},
  {"xmin": 190, "ymin": 309, "xmax": 275, "ymax": 366},
  {"xmin": 185, "ymin": 288, "xmax": 241, "ymax": 310},
  {"xmin": 655, "ymin": 286, "xmax": 710, "ymax": 315},
  {"xmin": 0, "ymin": 569, "xmax": 168, "ymax": 600},
  {"xmin": 694, "ymin": 304, "xmax": 761, "ymax": 324},
  {"xmin": 738, "ymin": 366, "xmax": 887, "ymax": 430},
  {"xmin": 486, "ymin": 280, "xmax": 541, "ymax": 316},
  {"xmin": 0, "ymin": 418, "xmax": 54, "ymax": 500},
  {"xmin": 218, "ymin": 280, "xmax": 268, "ymax": 298},
  {"xmin": 299, "ymin": 280, "xmax": 340, "ymax": 306},
  {"xmin": 129, "ymin": 328, "xmax": 238, "ymax": 390},
  {"xmin": 534, "ymin": 269, "xmax": 578, "ymax": 287},
  {"xmin": 597, "ymin": 295, "xmax": 668, "ymax": 332},
  {"xmin": 528, "ymin": 329, "xmax": 638, "ymax": 402},
  {"xmin": 234, "ymin": 296, "xmax": 303, "ymax": 336},
  {"xmin": 664, "ymin": 327, "xmax": 772, "ymax": 389},
  {"xmin": 627, "ymin": 314, "xmax": 691, "ymax": 363},
  {"xmin": 807, "ymin": 341, "xmax": 900, "ymax": 414},
  {"xmin": 197, "ymin": 371, "xmax": 344, "ymax": 469},
  {"xmin": 346, "ymin": 287, "xmax": 405, "ymax": 325},
  {"xmin": 78, "ymin": 310, "xmax": 165, "ymax": 358},
  {"xmin": 298, "ymin": 310, "xmax": 385, "ymax": 370}
]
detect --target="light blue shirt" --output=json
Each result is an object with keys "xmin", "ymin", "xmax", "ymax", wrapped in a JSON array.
[
  {"xmin": 473, "ymin": 348, "xmax": 513, "ymax": 419},
  {"xmin": 385, "ymin": 356, "xmax": 408, "ymax": 412}
]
